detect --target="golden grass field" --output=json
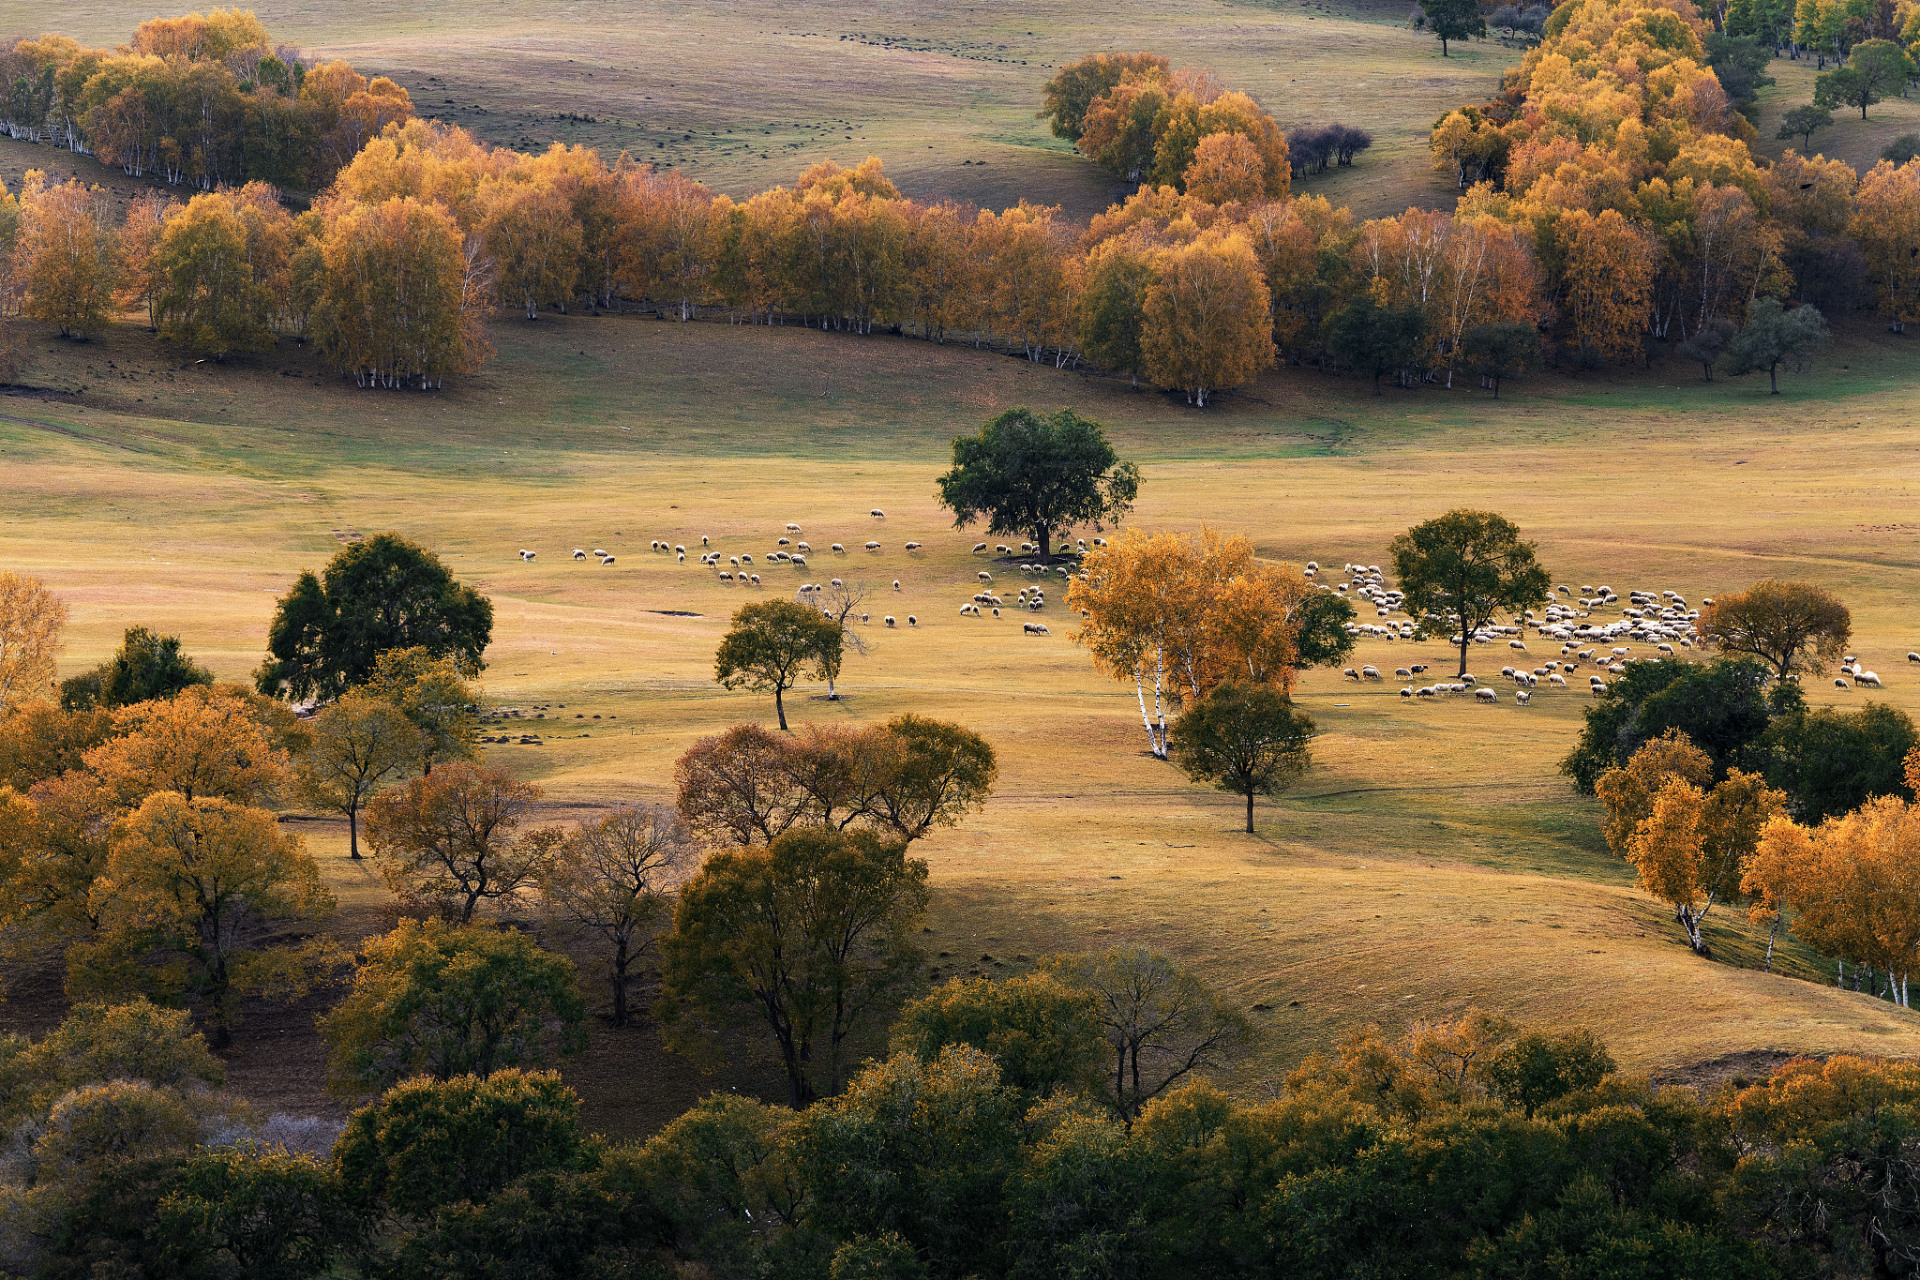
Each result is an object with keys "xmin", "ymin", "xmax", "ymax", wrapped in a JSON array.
[
  {"xmin": 6, "ymin": 245, "xmax": 1920, "ymax": 1133},
  {"xmin": 34, "ymin": 0, "xmax": 1510, "ymax": 219}
]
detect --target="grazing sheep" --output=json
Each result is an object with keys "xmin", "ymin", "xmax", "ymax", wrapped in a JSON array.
[
  {"xmin": 831, "ymin": 578, "xmax": 843, "ymax": 587},
  {"xmin": 1361, "ymin": 665, "xmax": 1381, "ymax": 680},
  {"xmin": 674, "ymin": 545, "xmax": 685, "ymax": 554},
  {"xmin": 1909, "ymin": 652, "xmax": 1920, "ymax": 664},
  {"xmin": 1343, "ymin": 668, "xmax": 1359, "ymax": 681},
  {"xmin": 905, "ymin": 541, "xmax": 922, "ymax": 551},
  {"xmin": 1858, "ymin": 671, "xmax": 1883, "ymax": 688},
  {"xmin": 996, "ymin": 545, "xmax": 1010, "ymax": 554},
  {"xmin": 651, "ymin": 541, "xmax": 661, "ymax": 550},
  {"xmin": 592, "ymin": 548, "xmax": 607, "ymax": 557},
  {"xmin": 1835, "ymin": 678, "xmax": 1851, "ymax": 689},
  {"xmin": 1400, "ymin": 687, "xmax": 1413, "ymax": 698},
  {"xmin": 729, "ymin": 556, "xmax": 740, "ymax": 567},
  {"xmin": 600, "ymin": 555, "xmax": 615, "ymax": 565},
  {"xmin": 719, "ymin": 571, "xmax": 733, "ymax": 581},
  {"xmin": 861, "ymin": 613, "xmax": 870, "ymax": 623},
  {"xmin": 749, "ymin": 574, "xmax": 760, "ymax": 584},
  {"xmin": 973, "ymin": 543, "xmax": 988, "ymax": 553},
  {"xmin": 519, "ymin": 549, "xmax": 535, "ymax": 560},
  {"xmin": 993, "ymin": 607, "xmax": 1001, "ymax": 617},
  {"xmin": 1024, "ymin": 622, "xmax": 1050, "ymax": 635},
  {"xmin": 1093, "ymin": 537, "xmax": 1107, "ymax": 548},
  {"xmin": 871, "ymin": 509, "xmax": 885, "ymax": 518},
  {"xmin": 885, "ymin": 615, "xmax": 896, "ymax": 627},
  {"xmin": 786, "ymin": 523, "xmax": 801, "ymax": 531},
  {"xmin": 1516, "ymin": 690, "xmax": 1532, "ymax": 705},
  {"xmin": 1591, "ymin": 681, "xmax": 1608, "ymax": 696},
  {"xmin": 907, "ymin": 615, "xmax": 918, "ymax": 627},
  {"xmin": 742, "ymin": 554, "xmax": 753, "ymax": 564},
  {"xmin": 1410, "ymin": 664, "xmax": 1427, "ymax": 674},
  {"xmin": 1416, "ymin": 686, "xmax": 1436, "ymax": 698},
  {"xmin": 1549, "ymin": 674, "xmax": 1567, "ymax": 688},
  {"xmin": 1475, "ymin": 688, "xmax": 1497, "ymax": 703},
  {"xmin": 1508, "ymin": 640, "xmax": 1527, "ymax": 652},
  {"xmin": 678, "ymin": 553, "xmax": 685, "ymax": 562},
  {"xmin": 978, "ymin": 571, "xmax": 993, "ymax": 582},
  {"xmin": 1657, "ymin": 643, "xmax": 1674, "ymax": 655},
  {"xmin": 778, "ymin": 537, "xmax": 791, "ymax": 547},
  {"xmin": 792, "ymin": 556, "xmax": 807, "ymax": 567},
  {"xmin": 865, "ymin": 541, "xmax": 881, "ymax": 551},
  {"xmin": 1845, "ymin": 654, "xmax": 1858, "ymax": 665},
  {"xmin": 1395, "ymin": 667, "xmax": 1412, "ymax": 679},
  {"xmin": 959, "ymin": 604, "xmax": 974, "ymax": 615},
  {"xmin": 832, "ymin": 543, "xmax": 846, "ymax": 554},
  {"xmin": 702, "ymin": 535, "xmax": 709, "ymax": 546},
  {"xmin": 572, "ymin": 549, "xmax": 586, "ymax": 560},
  {"xmin": 798, "ymin": 542, "xmax": 811, "ymax": 553},
  {"xmin": 893, "ymin": 580, "xmax": 901, "ymax": 590}
]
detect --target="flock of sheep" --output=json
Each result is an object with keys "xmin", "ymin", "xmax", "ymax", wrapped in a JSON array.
[{"xmin": 1319, "ymin": 562, "xmax": 1896, "ymax": 706}]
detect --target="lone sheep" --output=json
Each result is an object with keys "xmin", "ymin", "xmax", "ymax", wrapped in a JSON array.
[
  {"xmin": 907, "ymin": 615, "xmax": 917, "ymax": 627},
  {"xmin": 832, "ymin": 543, "xmax": 846, "ymax": 553},
  {"xmin": 885, "ymin": 615, "xmax": 896, "ymax": 627},
  {"xmin": 973, "ymin": 543, "xmax": 988, "ymax": 553},
  {"xmin": 905, "ymin": 541, "xmax": 922, "ymax": 551},
  {"xmin": 893, "ymin": 580, "xmax": 901, "ymax": 590},
  {"xmin": 786, "ymin": 523, "xmax": 801, "ymax": 531},
  {"xmin": 871, "ymin": 509, "xmax": 886, "ymax": 518},
  {"xmin": 519, "ymin": 549, "xmax": 536, "ymax": 560},
  {"xmin": 865, "ymin": 541, "xmax": 881, "ymax": 551}
]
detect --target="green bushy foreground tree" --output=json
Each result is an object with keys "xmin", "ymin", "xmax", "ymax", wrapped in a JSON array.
[{"xmin": 36, "ymin": 990, "xmax": 1920, "ymax": 1279}]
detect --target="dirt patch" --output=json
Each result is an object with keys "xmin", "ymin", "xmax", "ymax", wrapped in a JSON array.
[{"xmin": 1651, "ymin": 1049, "xmax": 1802, "ymax": 1094}]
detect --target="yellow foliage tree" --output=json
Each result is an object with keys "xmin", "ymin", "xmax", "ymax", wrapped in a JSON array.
[
  {"xmin": 1140, "ymin": 231, "xmax": 1273, "ymax": 406},
  {"xmin": 1626, "ymin": 769, "xmax": 1786, "ymax": 954},
  {"xmin": 18, "ymin": 178, "xmax": 119, "ymax": 338},
  {"xmin": 0, "ymin": 571, "xmax": 67, "ymax": 716}
]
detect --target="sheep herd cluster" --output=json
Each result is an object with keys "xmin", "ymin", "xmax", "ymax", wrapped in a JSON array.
[{"xmin": 1313, "ymin": 562, "xmax": 1903, "ymax": 706}]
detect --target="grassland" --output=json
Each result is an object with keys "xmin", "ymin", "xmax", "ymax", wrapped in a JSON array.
[
  {"xmin": 6, "ymin": 261, "xmax": 1920, "ymax": 1135},
  {"xmin": 35, "ymin": 0, "xmax": 1510, "ymax": 220},
  {"xmin": 1751, "ymin": 56, "xmax": 1920, "ymax": 171}
]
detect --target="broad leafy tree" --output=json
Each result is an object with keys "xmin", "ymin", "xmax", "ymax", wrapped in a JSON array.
[
  {"xmin": 1698, "ymin": 579, "xmax": 1850, "ymax": 678},
  {"xmin": 1423, "ymin": 0, "xmax": 1486, "ymax": 54},
  {"xmin": 1777, "ymin": 103, "xmax": 1833, "ymax": 151},
  {"xmin": 891, "ymin": 972, "xmax": 1105, "ymax": 1101},
  {"xmin": 58, "ymin": 626, "xmax": 213, "ymax": 712},
  {"xmin": 1622, "ymin": 770, "xmax": 1785, "ymax": 954},
  {"xmin": 658, "ymin": 827, "xmax": 930, "ymax": 1107},
  {"xmin": 297, "ymin": 692, "xmax": 422, "ymax": 859},
  {"xmin": 1169, "ymin": 682, "xmax": 1315, "ymax": 832},
  {"xmin": 71, "ymin": 792, "xmax": 336, "ymax": 1047},
  {"xmin": 714, "ymin": 600, "xmax": 844, "ymax": 731},
  {"xmin": 255, "ymin": 532, "xmax": 493, "ymax": 703},
  {"xmin": 318, "ymin": 919, "xmax": 588, "ymax": 1094},
  {"xmin": 1461, "ymin": 321, "xmax": 1540, "ymax": 397},
  {"xmin": 1728, "ymin": 297, "xmax": 1829, "ymax": 393},
  {"xmin": 363, "ymin": 762, "xmax": 558, "ymax": 922},
  {"xmin": 1815, "ymin": 41, "xmax": 1912, "ymax": 119},
  {"xmin": 362, "ymin": 645, "xmax": 480, "ymax": 773},
  {"xmin": 1562, "ymin": 657, "xmax": 1775, "ymax": 793},
  {"xmin": 1750, "ymin": 696, "xmax": 1917, "ymax": 822},
  {"xmin": 1389, "ymin": 509, "xmax": 1551, "ymax": 678},
  {"xmin": 0, "ymin": 569, "xmax": 68, "ymax": 716},
  {"xmin": 936, "ymin": 408, "xmax": 1140, "ymax": 563},
  {"xmin": 1323, "ymin": 295, "xmax": 1425, "ymax": 392}
]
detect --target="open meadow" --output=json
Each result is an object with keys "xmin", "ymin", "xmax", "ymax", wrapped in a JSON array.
[{"xmin": 6, "ymin": 281, "xmax": 1920, "ymax": 1135}]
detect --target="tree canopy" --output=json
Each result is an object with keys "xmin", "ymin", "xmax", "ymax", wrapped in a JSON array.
[
  {"xmin": 255, "ymin": 533, "xmax": 492, "ymax": 703},
  {"xmin": 58, "ymin": 626, "xmax": 213, "ymax": 712},
  {"xmin": 1169, "ymin": 682, "xmax": 1316, "ymax": 832},
  {"xmin": 713, "ymin": 599, "xmax": 846, "ymax": 731},
  {"xmin": 935, "ymin": 408, "xmax": 1140, "ymax": 563},
  {"xmin": 1698, "ymin": 579, "xmax": 1850, "ymax": 678},
  {"xmin": 1388, "ymin": 510, "xmax": 1551, "ymax": 677}
]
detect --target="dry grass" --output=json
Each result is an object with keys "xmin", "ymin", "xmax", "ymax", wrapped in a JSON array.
[
  {"xmin": 1751, "ymin": 56, "xmax": 1920, "ymax": 172},
  {"xmin": 6, "ymin": 283, "xmax": 1920, "ymax": 1132},
  {"xmin": 35, "ymin": 0, "xmax": 1501, "ymax": 219}
]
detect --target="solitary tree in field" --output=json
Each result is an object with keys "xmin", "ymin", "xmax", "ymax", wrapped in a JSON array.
[
  {"xmin": 1697, "ymin": 579, "xmax": 1851, "ymax": 679},
  {"xmin": 936, "ymin": 408, "xmax": 1140, "ymax": 563},
  {"xmin": 1169, "ymin": 682, "xmax": 1315, "ymax": 832},
  {"xmin": 1389, "ymin": 510, "xmax": 1551, "ymax": 678},
  {"xmin": 256, "ymin": 533, "xmax": 493, "ymax": 703},
  {"xmin": 1777, "ymin": 103, "xmax": 1833, "ymax": 151},
  {"xmin": 1815, "ymin": 40, "xmax": 1913, "ymax": 119},
  {"xmin": 714, "ymin": 600, "xmax": 844, "ymax": 731},
  {"xmin": 1728, "ymin": 297, "xmax": 1829, "ymax": 394},
  {"xmin": 1422, "ymin": 0, "xmax": 1487, "ymax": 55}
]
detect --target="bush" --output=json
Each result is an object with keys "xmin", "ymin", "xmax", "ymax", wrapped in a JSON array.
[{"xmin": 1561, "ymin": 657, "xmax": 1773, "ymax": 794}]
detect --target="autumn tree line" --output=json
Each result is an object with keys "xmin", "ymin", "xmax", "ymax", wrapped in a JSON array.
[{"xmin": 1430, "ymin": 0, "xmax": 1920, "ymax": 365}]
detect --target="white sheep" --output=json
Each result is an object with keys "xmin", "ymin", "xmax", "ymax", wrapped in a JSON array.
[
  {"xmin": 1858, "ymin": 671, "xmax": 1882, "ymax": 688},
  {"xmin": 865, "ymin": 541, "xmax": 881, "ymax": 551},
  {"xmin": 907, "ymin": 615, "xmax": 918, "ymax": 627},
  {"xmin": 792, "ymin": 556, "xmax": 807, "ymax": 567},
  {"xmin": 600, "ymin": 555, "xmax": 615, "ymax": 565},
  {"xmin": 1549, "ymin": 674, "xmax": 1567, "ymax": 688},
  {"xmin": 1592, "ymin": 680, "xmax": 1608, "ymax": 696},
  {"xmin": 1395, "ymin": 667, "xmax": 1412, "ymax": 680},
  {"xmin": 893, "ymin": 580, "xmax": 901, "ymax": 590},
  {"xmin": 741, "ymin": 554, "xmax": 753, "ymax": 564},
  {"xmin": 678, "ymin": 553, "xmax": 685, "ymax": 562},
  {"xmin": 798, "ymin": 542, "xmax": 811, "ymax": 553},
  {"xmin": 1835, "ymin": 677, "xmax": 1851, "ymax": 689},
  {"xmin": 1909, "ymin": 652, "xmax": 1920, "ymax": 664},
  {"xmin": 701, "ymin": 535, "xmax": 709, "ymax": 546},
  {"xmin": 885, "ymin": 615, "xmax": 896, "ymax": 627},
  {"xmin": 675, "ymin": 544, "xmax": 685, "ymax": 554},
  {"xmin": 572, "ymin": 549, "xmax": 586, "ymax": 560},
  {"xmin": 832, "ymin": 543, "xmax": 846, "ymax": 553},
  {"xmin": 1024, "ymin": 622, "xmax": 1050, "ymax": 635},
  {"xmin": 978, "ymin": 571, "xmax": 993, "ymax": 583},
  {"xmin": 1361, "ymin": 665, "xmax": 1381, "ymax": 680},
  {"xmin": 1516, "ymin": 690, "xmax": 1531, "ymax": 705},
  {"xmin": 519, "ymin": 549, "xmax": 535, "ymax": 560},
  {"xmin": 719, "ymin": 571, "xmax": 733, "ymax": 581},
  {"xmin": 1476, "ymin": 688, "xmax": 1497, "ymax": 703},
  {"xmin": 1509, "ymin": 640, "xmax": 1527, "ymax": 652},
  {"xmin": 861, "ymin": 613, "xmax": 870, "ymax": 623},
  {"xmin": 831, "ymin": 578, "xmax": 843, "ymax": 587},
  {"xmin": 786, "ymin": 523, "xmax": 801, "ymax": 531},
  {"xmin": 871, "ymin": 509, "xmax": 886, "ymax": 518},
  {"xmin": 749, "ymin": 573, "xmax": 760, "ymax": 584},
  {"xmin": 905, "ymin": 541, "xmax": 922, "ymax": 551}
]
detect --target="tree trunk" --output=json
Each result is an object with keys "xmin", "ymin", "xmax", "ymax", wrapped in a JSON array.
[
  {"xmin": 1764, "ymin": 916, "xmax": 1778, "ymax": 971},
  {"xmin": 774, "ymin": 684, "xmax": 789, "ymax": 731},
  {"xmin": 1457, "ymin": 627, "xmax": 1471, "ymax": 678},
  {"xmin": 612, "ymin": 939, "xmax": 630, "ymax": 1028},
  {"xmin": 348, "ymin": 799, "xmax": 361, "ymax": 859},
  {"xmin": 1036, "ymin": 520, "xmax": 1051, "ymax": 564},
  {"xmin": 1245, "ymin": 788, "xmax": 1255, "ymax": 833},
  {"xmin": 1769, "ymin": 362, "xmax": 1779, "ymax": 394}
]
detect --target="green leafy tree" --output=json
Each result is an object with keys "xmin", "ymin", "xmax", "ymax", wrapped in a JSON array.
[
  {"xmin": 890, "ymin": 972, "xmax": 1106, "ymax": 1100},
  {"xmin": 1422, "ymin": 0, "xmax": 1487, "ymax": 55},
  {"xmin": 57, "ymin": 626, "xmax": 213, "ymax": 712},
  {"xmin": 255, "ymin": 532, "xmax": 493, "ymax": 703},
  {"xmin": 297, "ymin": 691, "xmax": 422, "ymax": 859},
  {"xmin": 1295, "ymin": 590, "xmax": 1359, "ymax": 668},
  {"xmin": 0, "ymin": 997, "xmax": 223, "ymax": 1131},
  {"xmin": 1169, "ymin": 682, "xmax": 1316, "ymax": 832},
  {"xmin": 334, "ymin": 1069, "xmax": 594, "ymax": 1219},
  {"xmin": 1484, "ymin": 1029, "xmax": 1615, "ymax": 1118},
  {"xmin": 363, "ymin": 645, "xmax": 480, "ymax": 774},
  {"xmin": 1728, "ymin": 296, "xmax": 1830, "ymax": 393},
  {"xmin": 1678, "ymin": 316, "xmax": 1738, "ymax": 381},
  {"xmin": 1046, "ymin": 946, "xmax": 1254, "ymax": 1123},
  {"xmin": 1704, "ymin": 34, "xmax": 1775, "ymax": 118},
  {"xmin": 935, "ymin": 408, "xmax": 1141, "ymax": 565},
  {"xmin": 1323, "ymin": 295, "xmax": 1426, "ymax": 393},
  {"xmin": 317, "ymin": 919, "xmax": 588, "ymax": 1095},
  {"xmin": 379, "ymin": 1164, "xmax": 666, "ymax": 1280},
  {"xmin": 1389, "ymin": 509, "xmax": 1552, "ymax": 678},
  {"xmin": 1777, "ymin": 103, "xmax": 1834, "ymax": 150},
  {"xmin": 1461, "ymin": 321, "xmax": 1540, "ymax": 397},
  {"xmin": 1750, "ymin": 695, "xmax": 1917, "ymax": 822},
  {"xmin": 714, "ymin": 599, "xmax": 845, "ymax": 732},
  {"xmin": 154, "ymin": 1143, "xmax": 363, "ymax": 1280},
  {"xmin": 864, "ymin": 713, "xmax": 998, "ymax": 841},
  {"xmin": 1560, "ymin": 657, "xmax": 1775, "ymax": 793},
  {"xmin": 1079, "ymin": 242, "xmax": 1156, "ymax": 389},
  {"xmin": 658, "ymin": 827, "xmax": 931, "ymax": 1107},
  {"xmin": 1841, "ymin": 40, "xmax": 1913, "ymax": 118}
]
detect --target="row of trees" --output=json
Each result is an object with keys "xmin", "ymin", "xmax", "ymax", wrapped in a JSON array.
[
  {"xmin": 0, "ymin": 11, "xmax": 413, "ymax": 191},
  {"xmin": 21, "ymin": 987, "xmax": 1920, "ymax": 1279},
  {"xmin": 1430, "ymin": 0, "xmax": 1920, "ymax": 349}
]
